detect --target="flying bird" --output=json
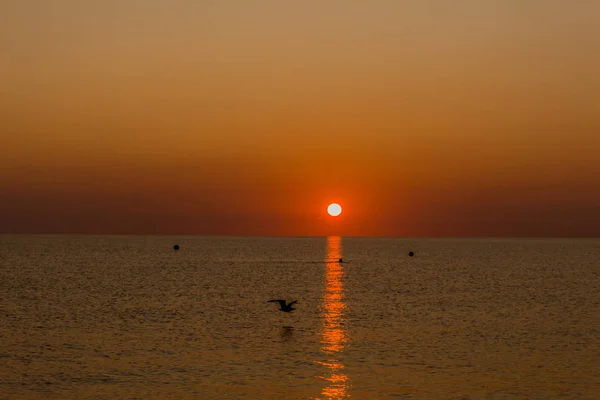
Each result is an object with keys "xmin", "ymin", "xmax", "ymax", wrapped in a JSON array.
[{"xmin": 268, "ymin": 299, "xmax": 297, "ymax": 312}]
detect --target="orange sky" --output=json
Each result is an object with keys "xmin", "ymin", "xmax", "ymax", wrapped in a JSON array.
[{"xmin": 1, "ymin": 1, "xmax": 599, "ymax": 236}]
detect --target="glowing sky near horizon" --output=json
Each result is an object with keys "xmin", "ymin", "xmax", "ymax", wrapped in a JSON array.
[{"xmin": 1, "ymin": 1, "xmax": 599, "ymax": 236}]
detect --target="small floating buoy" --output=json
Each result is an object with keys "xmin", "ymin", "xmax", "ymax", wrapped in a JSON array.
[
  {"xmin": 408, "ymin": 251, "xmax": 414, "ymax": 257},
  {"xmin": 173, "ymin": 244, "xmax": 180, "ymax": 251}
]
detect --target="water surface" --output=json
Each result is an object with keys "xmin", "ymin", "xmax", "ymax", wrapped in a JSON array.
[{"xmin": 1, "ymin": 235, "xmax": 599, "ymax": 399}]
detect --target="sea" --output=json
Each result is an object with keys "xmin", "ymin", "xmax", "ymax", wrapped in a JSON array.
[{"xmin": 1, "ymin": 235, "xmax": 598, "ymax": 399}]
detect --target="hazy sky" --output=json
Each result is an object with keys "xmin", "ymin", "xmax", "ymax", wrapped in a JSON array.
[{"xmin": 1, "ymin": 1, "xmax": 599, "ymax": 236}]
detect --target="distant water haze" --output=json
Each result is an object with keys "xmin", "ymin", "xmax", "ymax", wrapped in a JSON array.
[{"xmin": 1, "ymin": 235, "xmax": 599, "ymax": 399}]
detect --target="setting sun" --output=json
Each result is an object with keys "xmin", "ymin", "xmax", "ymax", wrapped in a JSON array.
[{"xmin": 327, "ymin": 203, "xmax": 342, "ymax": 217}]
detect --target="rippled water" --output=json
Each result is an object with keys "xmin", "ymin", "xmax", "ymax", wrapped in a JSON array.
[{"xmin": 1, "ymin": 235, "xmax": 599, "ymax": 399}]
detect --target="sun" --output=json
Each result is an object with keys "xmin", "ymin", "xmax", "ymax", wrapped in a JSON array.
[{"xmin": 327, "ymin": 203, "xmax": 342, "ymax": 217}]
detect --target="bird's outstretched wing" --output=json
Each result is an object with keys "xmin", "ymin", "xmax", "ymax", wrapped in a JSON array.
[
  {"xmin": 288, "ymin": 300, "xmax": 298, "ymax": 306},
  {"xmin": 268, "ymin": 300, "xmax": 287, "ymax": 308}
]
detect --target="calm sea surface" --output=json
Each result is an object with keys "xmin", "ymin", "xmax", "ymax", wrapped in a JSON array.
[{"xmin": 1, "ymin": 235, "xmax": 599, "ymax": 399}]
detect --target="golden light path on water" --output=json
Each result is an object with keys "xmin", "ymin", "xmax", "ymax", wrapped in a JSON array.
[{"xmin": 317, "ymin": 236, "xmax": 349, "ymax": 399}]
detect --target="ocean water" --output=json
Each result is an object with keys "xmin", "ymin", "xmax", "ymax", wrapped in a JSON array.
[{"xmin": 1, "ymin": 235, "xmax": 599, "ymax": 399}]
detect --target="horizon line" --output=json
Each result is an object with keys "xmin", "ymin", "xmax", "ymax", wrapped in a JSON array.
[{"xmin": 1, "ymin": 233, "xmax": 599, "ymax": 240}]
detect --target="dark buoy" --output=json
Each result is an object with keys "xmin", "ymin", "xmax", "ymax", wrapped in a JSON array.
[
  {"xmin": 173, "ymin": 244, "xmax": 180, "ymax": 251},
  {"xmin": 408, "ymin": 251, "xmax": 414, "ymax": 257},
  {"xmin": 338, "ymin": 258, "xmax": 343, "ymax": 263}
]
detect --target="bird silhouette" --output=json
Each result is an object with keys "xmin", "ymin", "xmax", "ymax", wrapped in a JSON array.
[{"xmin": 268, "ymin": 299, "xmax": 297, "ymax": 312}]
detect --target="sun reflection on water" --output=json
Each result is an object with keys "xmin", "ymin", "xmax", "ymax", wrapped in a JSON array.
[{"xmin": 318, "ymin": 236, "xmax": 349, "ymax": 399}]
